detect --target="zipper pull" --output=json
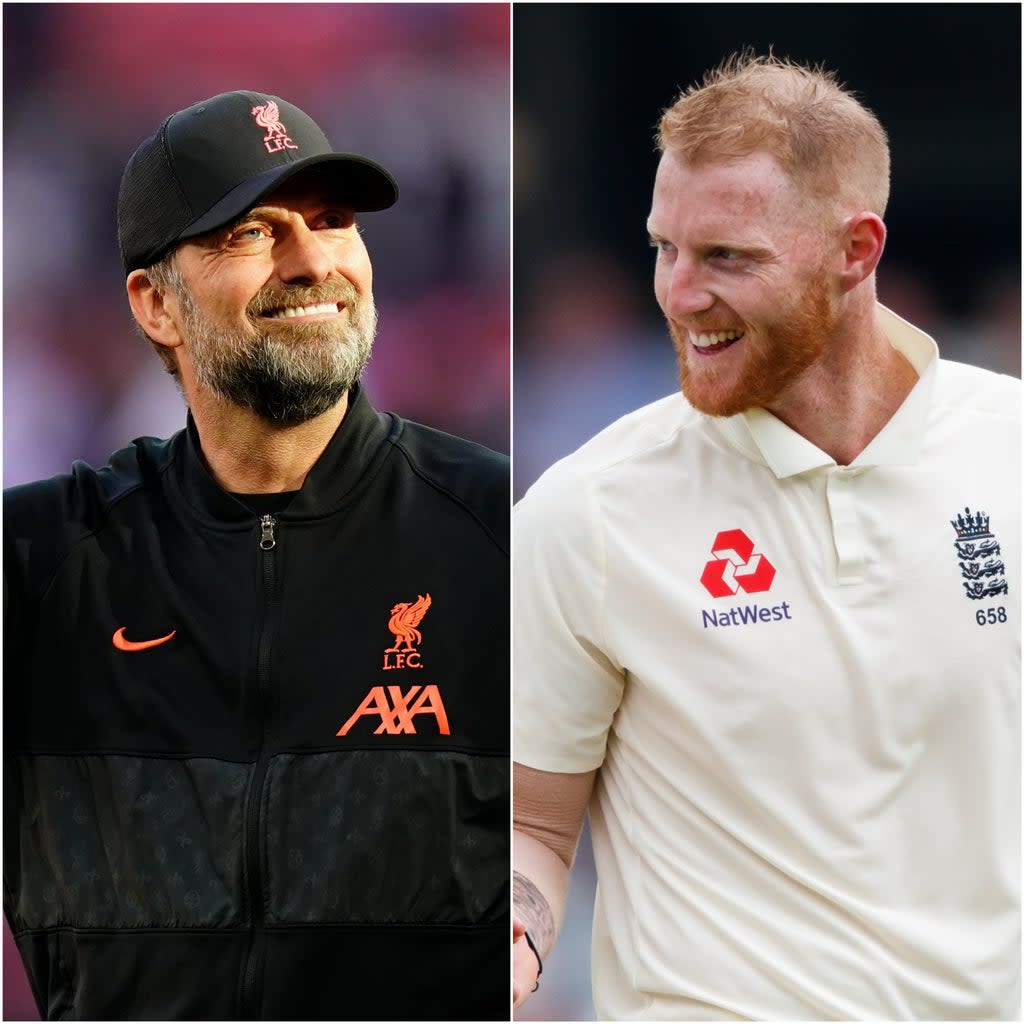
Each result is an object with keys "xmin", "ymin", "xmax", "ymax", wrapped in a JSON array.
[{"xmin": 259, "ymin": 515, "xmax": 277, "ymax": 551}]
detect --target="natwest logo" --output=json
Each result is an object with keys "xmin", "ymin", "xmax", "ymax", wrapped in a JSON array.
[{"xmin": 701, "ymin": 529, "xmax": 776, "ymax": 598}]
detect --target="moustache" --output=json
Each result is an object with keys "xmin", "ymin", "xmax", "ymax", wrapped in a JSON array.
[{"xmin": 245, "ymin": 280, "xmax": 362, "ymax": 319}]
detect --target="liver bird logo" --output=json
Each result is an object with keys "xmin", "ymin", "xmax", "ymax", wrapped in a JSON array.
[
  {"xmin": 386, "ymin": 594, "xmax": 432, "ymax": 653},
  {"xmin": 251, "ymin": 100, "xmax": 285, "ymax": 134},
  {"xmin": 250, "ymin": 100, "xmax": 298, "ymax": 153}
]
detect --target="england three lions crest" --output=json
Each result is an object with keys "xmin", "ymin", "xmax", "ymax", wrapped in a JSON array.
[{"xmin": 951, "ymin": 507, "xmax": 1009, "ymax": 600}]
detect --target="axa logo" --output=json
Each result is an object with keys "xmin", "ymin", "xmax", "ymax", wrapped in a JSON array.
[
  {"xmin": 383, "ymin": 593, "xmax": 431, "ymax": 670},
  {"xmin": 700, "ymin": 529, "xmax": 776, "ymax": 598},
  {"xmin": 251, "ymin": 100, "xmax": 298, "ymax": 154},
  {"xmin": 336, "ymin": 685, "xmax": 450, "ymax": 736}
]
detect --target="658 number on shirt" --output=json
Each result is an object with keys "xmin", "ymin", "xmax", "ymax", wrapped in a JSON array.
[{"xmin": 976, "ymin": 606, "xmax": 1008, "ymax": 626}]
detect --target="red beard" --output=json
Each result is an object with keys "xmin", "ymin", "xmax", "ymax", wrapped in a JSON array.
[{"xmin": 670, "ymin": 271, "xmax": 837, "ymax": 417}]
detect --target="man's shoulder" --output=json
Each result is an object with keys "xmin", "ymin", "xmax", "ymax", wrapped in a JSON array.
[
  {"xmin": 4, "ymin": 434, "xmax": 178, "ymax": 543},
  {"xmin": 522, "ymin": 391, "xmax": 697, "ymax": 501},
  {"xmin": 387, "ymin": 417, "xmax": 509, "ymax": 550},
  {"xmin": 933, "ymin": 358, "xmax": 1020, "ymax": 427}
]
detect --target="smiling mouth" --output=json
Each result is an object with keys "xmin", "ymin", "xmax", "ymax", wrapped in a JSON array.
[
  {"xmin": 688, "ymin": 328, "xmax": 744, "ymax": 352},
  {"xmin": 261, "ymin": 302, "xmax": 343, "ymax": 320}
]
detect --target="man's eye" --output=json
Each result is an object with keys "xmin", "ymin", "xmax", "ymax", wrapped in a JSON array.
[
  {"xmin": 649, "ymin": 238, "xmax": 675, "ymax": 255},
  {"xmin": 233, "ymin": 226, "xmax": 267, "ymax": 242},
  {"xmin": 711, "ymin": 248, "xmax": 740, "ymax": 261},
  {"xmin": 319, "ymin": 211, "xmax": 354, "ymax": 229}
]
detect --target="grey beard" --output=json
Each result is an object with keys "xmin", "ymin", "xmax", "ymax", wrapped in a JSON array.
[{"xmin": 182, "ymin": 290, "xmax": 377, "ymax": 426}]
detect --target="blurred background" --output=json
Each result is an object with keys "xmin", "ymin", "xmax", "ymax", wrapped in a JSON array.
[
  {"xmin": 513, "ymin": 4, "xmax": 1020, "ymax": 1020},
  {"xmin": 3, "ymin": 3, "xmax": 508, "ymax": 1017}
]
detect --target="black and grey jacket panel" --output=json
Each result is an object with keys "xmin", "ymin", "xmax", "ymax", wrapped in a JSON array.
[{"xmin": 4, "ymin": 386, "xmax": 510, "ymax": 1020}]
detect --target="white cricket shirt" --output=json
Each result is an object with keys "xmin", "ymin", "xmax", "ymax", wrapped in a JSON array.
[{"xmin": 514, "ymin": 307, "xmax": 1020, "ymax": 1019}]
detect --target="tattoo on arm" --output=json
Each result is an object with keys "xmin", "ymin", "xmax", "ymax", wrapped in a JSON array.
[{"xmin": 513, "ymin": 870, "xmax": 555, "ymax": 957}]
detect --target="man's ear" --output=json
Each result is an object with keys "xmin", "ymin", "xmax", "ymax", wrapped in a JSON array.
[
  {"xmin": 126, "ymin": 269, "xmax": 185, "ymax": 350},
  {"xmin": 837, "ymin": 212, "xmax": 886, "ymax": 294}
]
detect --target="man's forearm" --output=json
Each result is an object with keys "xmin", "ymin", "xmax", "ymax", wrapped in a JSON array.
[
  {"xmin": 513, "ymin": 828, "xmax": 571, "ymax": 958},
  {"xmin": 512, "ymin": 765, "xmax": 595, "ymax": 1006}
]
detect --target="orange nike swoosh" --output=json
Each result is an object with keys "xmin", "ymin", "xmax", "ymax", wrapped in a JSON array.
[{"xmin": 112, "ymin": 627, "xmax": 177, "ymax": 652}]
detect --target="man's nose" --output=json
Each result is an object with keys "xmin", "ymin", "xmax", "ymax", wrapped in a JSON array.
[
  {"xmin": 661, "ymin": 257, "xmax": 714, "ymax": 318},
  {"xmin": 274, "ymin": 222, "xmax": 338, "ymax": 285}
]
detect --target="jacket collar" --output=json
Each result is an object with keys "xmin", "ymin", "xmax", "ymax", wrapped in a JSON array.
[{"xmin": 172, "ymin": 383, "xmax": 396, "ymax": 524}]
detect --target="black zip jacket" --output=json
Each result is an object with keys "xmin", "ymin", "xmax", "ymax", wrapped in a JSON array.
[{"xmin": 4, "ymin": 386, "xmax": 509, "ymax": 1020}]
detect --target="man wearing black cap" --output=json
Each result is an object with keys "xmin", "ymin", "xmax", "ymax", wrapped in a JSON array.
[{"xmin": 4, "ymin": 91, "xmax": 509, "ymax": 1020}]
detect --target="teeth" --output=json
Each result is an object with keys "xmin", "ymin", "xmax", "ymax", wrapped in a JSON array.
[
  {"xmin": 268, "ymin": 302, "xmax": 339, "ymax": 319},
  {"xmin": 689, "ymin": 329, "xmax": 743, "ymax": 348}
]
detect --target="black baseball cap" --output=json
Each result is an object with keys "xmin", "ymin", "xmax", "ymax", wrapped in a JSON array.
[{"xmin": 117, "ymin": 90, "xmax": 398, "ymax": 274}]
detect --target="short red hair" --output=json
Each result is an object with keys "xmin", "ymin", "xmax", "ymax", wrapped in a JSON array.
[{"xmin": 657, "ymin": 51, "xmax": 890, "ymax": 219}]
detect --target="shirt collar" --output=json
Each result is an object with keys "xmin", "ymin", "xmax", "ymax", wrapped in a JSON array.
[{"xmin": 710, "ymin": 304, "xmax": 938, "ymax": 478}]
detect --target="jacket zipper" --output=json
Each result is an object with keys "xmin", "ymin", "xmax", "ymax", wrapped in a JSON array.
[{"xmin": 239, "ymin": 515, "xmax": 278, "ymax": 1017}]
